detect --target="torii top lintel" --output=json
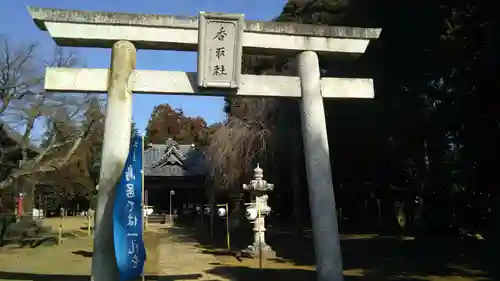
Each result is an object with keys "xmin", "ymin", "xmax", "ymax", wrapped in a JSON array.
[{"xmin": 27, "ymin": 6, "xmax": 381, "ymax": 56}]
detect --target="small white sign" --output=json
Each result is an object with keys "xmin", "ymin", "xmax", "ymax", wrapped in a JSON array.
[{"xmin": 197, "ymin": 12, "xmax": 244, "ymax": 89}]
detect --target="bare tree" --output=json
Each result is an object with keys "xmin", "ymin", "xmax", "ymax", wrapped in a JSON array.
[
  {"xmin": 0, "ymin": 39, "xmax": 39, "ymax": 115},
  {"xmin": 0, "ymin": 36, "xmax": 98, "ymax": 191}
]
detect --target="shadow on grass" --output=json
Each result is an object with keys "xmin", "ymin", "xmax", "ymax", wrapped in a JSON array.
[
  {"xmin": 72, "ymin": 250, "xmax": 93, "ymax": 258},
  {"xmin": 1, "ymin": 236, "xmax": 59, "ymax": 249},
  {"xmin": 199, "ymin": 249, "xmax": 234, "ymax": 257},
  {"xmin": 206, "ymin": 266, "xmax": 316, "ymax": 281},
  {"xmin": 169, "ymin": 222, "xmax": 499, "ymax": 280},
  {"xmin": 0, "ymin": 271, "xmax": 204, "ymax": 281},
  {"xmin": 3, "ymin": 230, "xmax": 90, "ymax": 250},
  {"xmin": 205, "ymin": 265, "xmax": 496, "ymax": 281}
]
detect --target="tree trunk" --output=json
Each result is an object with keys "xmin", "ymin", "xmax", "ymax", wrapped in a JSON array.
[
  {"xmin": 209, "ymin": 186, "xmax": 215, "ymax": 237},
  {"xmin": 425, "ymin": 133, "xmax": 453, "ymax": 230},
  {"xmin": 228, "ymin": 191, "xmax": 246, "ymax": 248}
]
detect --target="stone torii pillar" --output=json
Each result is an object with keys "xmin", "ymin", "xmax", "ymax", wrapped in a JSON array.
[
  {"xmin": 28, "ymin": 7, "xmax": 380, "ymax": 281},
  {"xmin": 91, "ymin": 40, "xmax": 136, "ymax": 281}
]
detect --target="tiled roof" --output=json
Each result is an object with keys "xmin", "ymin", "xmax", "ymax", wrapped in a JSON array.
[{"xmin": 143, "ymin": 139, "xmax": 206, "ymax": 177}]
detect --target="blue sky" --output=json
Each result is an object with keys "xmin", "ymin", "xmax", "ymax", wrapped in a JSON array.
[{"xmin": 0, "ymin": 0, "xmax": 287, "ymax": 132}]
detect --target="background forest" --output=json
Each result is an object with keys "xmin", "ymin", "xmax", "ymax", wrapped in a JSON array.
[{"xmin": 0, "ymin": 0, "xmax": 499, "ymax": 241}]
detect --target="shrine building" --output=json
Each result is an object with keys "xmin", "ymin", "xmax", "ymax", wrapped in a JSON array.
[{"xmin": 143, "ymin": 138, "xmax": 207, "ymax": 220}]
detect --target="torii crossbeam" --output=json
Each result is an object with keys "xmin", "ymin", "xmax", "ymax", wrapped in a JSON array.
[{"xmin": 28, "ymin": 6, "xmax": 380, "ymax": 281}]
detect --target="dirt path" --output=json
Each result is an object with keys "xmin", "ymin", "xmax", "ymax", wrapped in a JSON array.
[{"xmin": 154, "ymin": 226, "xmax": 231, "ymax": 280}]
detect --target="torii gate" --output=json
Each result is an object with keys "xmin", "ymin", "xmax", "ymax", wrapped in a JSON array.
[{"xmin": 28, "ymin": 7, "xmax": 380, "ymax": 281}]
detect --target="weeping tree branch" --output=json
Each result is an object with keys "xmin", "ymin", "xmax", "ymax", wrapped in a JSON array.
[{"xmin": 205, "ymin": 98, "xmax": 276, "ymax": 190}]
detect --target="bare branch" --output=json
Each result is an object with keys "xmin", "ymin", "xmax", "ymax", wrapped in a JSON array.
[
  {"xmin": 0, "ymin": 38, "xmax": 90, "ymax": 191},
  {"xmin": 0, "ymin": 108, "xmax": 97, "ymax": 190}
]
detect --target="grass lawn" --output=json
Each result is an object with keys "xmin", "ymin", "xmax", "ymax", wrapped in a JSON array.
[
  {"xmin": 204, "ymin": 236, "xmax": 499, "ymax": 281},
  {"xmin": 0, "ymin": 228, "xmax": 164, "ymax": 281},
  {"xmin": 41, "ymin": 217, "xmax": 93, "ymax": 236},
  {"xmin": 169, "ymin": 224, "xmax": 500, "ymax": 281},
  {"xmin": 0, "ymin": 218, "xmax": 498, "ymax": 281},
  {"xmin": 0, "ymin": 217, "xmax": 165, "ymax": 281}
]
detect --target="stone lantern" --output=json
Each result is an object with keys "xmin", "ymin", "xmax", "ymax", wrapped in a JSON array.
[{"xmin": 242, "ymin": 163, "xmax": 275, "ymax": 258}]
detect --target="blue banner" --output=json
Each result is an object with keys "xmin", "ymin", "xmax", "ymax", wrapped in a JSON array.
[{"xmin": 113, "ymin": 134, "xmax": 146, "ymax": 281}]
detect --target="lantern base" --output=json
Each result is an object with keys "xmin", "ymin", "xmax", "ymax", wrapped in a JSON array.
[{"xmin": 241, "ymin": 242, "xmax": 275, "ymax": 259}]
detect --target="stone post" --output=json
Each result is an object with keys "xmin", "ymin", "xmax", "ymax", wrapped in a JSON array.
[
  {"xmin": 91, "ymin": 40, "xmax": 136, "ymax": 281},
  {"xmin": 242, "ymin": 164, "xmax": 275, "ymax": 258},
  {"xmin": 298, "ymin": 51, "xmax": 344, "ymax": 281}
]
